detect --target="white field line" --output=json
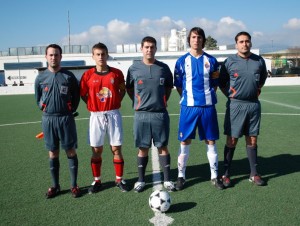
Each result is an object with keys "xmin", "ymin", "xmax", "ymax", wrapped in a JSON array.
[
  {"xmin": 151, "ymin": 145, "xmax": 163, "ymax": 191},
  {"xmin": 1, "ymin": 111, "xmax": 300, "ymax": 128},
  {"xmin": 149, "ymin": 144, "xmax": 174, "ymax": 226},
  {"xmin": 260, "ymin": 99, "xmax": 300, "ymax": 110}
]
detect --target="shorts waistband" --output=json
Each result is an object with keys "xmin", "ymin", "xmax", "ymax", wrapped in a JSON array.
[{"xmin": 90, "ymin": 109, "xmax": 119, "ymax": 116}]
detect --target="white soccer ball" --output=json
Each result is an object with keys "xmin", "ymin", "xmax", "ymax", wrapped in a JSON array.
[{"xmin": 149, "ymin": 190, "xmax": 171, "ymax": 213}]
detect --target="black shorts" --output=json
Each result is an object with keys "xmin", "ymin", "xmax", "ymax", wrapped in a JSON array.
[{"xmin": 134, "ymin": 111, "xmax": 169, "ymax": 148}]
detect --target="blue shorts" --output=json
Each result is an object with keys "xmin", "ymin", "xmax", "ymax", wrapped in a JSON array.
[{"xmin": 178, "ymin": 105, "xmax": 219, "ymax": 141}]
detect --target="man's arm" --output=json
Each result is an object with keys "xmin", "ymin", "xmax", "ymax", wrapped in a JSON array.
[
  {"xmin": 176, "ymin": 87, "xmax": 182, "ymax": 97},
  {"xmin": 126, "ymin": 88, "xmax": 134, "ymax": 101},
  {"xmin": 165, "ymin": 87, "xmax": 172, "ymax": 101}
]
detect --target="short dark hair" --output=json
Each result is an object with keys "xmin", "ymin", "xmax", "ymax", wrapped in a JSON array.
[
  {"xmin": 187, "ymin": 27, "xmax": 206, "ymax": 48},
  {"xmin": 45, "ymin": 44, "xmax": 62, "ymax": 55},
  {"xmin": 235, "ymin": 31, "xmax": 251, "ymax": 43},
  {"xmin": 141, "ymin": 36, "xmax": 157, "ymax": 47},
  {"xmin": 92, "ymin": 42, "xmax": 108, "ymax": 54}
]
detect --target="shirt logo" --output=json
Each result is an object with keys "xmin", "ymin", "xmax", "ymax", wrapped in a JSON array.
[
  {"xmin": 96, "ymin": 87, "xmax": 112, "ymax": 102},
  {"xmin": 205, "ymin": 62, "xmax": 210, "ymax": 68},
  {"xmin": 138, "ymin": 80, "xmax": 143, "ymax": 85}
]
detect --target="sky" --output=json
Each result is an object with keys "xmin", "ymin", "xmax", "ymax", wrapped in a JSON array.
[{"xmin": 1, "ymin": 0, "xmax": 300, "ymax": 53}]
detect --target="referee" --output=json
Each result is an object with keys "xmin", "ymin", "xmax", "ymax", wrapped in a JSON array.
[
  {"xmin": 126, "ymin": 36, "xmax": 175, "ymax": 193},
  {"xmin": 34, "ymin": 44, "xmax": 81, "ymax": 198}
]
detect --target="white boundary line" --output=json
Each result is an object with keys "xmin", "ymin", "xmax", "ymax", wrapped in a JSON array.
[
  {"xmin": 1, "ymin": 112, "xmax": 300, "ymax": 127},
  {"xmin": 149, "ymin": 144, "xmax": 174, "ymax": 226},
  {"xmin": 260, "ymin": 99, "xmax": 300, "ymax": 110}
]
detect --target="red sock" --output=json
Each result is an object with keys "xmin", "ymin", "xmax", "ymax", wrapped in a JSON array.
[
  {"xmin": 91, "ymin": 157, "xmax": 102, "ymax": 182},
  {"xmin": 113, "ymin": 158, "xmax": 124, "ymax": 182}
]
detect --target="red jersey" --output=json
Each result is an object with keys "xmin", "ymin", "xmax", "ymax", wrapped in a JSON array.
[{"xmin": 80, "ymin": 67, "xmax": 125, "ymax": 112}]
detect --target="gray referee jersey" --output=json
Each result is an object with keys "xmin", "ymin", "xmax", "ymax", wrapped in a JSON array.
[
  {"xmin": 34, "ymin": 69, "xmax": 80, "ymax": 115},
  {"xmin": 219, "ymin": 53, "xmax": 267, "ymax": 101},
  {"xmin": 126, "ymin": 60, "xmax": 173, "ymax": 112}
]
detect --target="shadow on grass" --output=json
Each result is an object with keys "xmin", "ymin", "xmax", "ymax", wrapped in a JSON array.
[
  {"xmin": 122, "ymin": 153, "xmax": 300, "ymax": 191},
  {"xmin": 216, "ymin": 153, "xmax": 300, "ymax": 186},
  {"xmin": 168, "ymin": 202, "xmax": 197, "ymax": 213}
]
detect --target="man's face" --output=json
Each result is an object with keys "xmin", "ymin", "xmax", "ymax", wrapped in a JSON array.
[
  {"xmin": 236, "ymin": 35, "xmax": 252, "ymax": 55},
  {"xmin": 189, "ymin": 31, "xmax": 203, "ymax": 50},
  {"xmin": 45, "ymin": 47, "xmax": 62, "ymax": 69},
  {"xmin": 141, "ymin": 41, "xmax": 156, "ymax": 61},
  {"xmin": 92, "ymin": 48, "xmax": 108, "ymax": 67}
]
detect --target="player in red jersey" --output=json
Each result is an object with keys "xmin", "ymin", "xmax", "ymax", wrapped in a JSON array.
[{"xmin": 80, "ymin": 42, "xmax": 128, "ymax": 193}]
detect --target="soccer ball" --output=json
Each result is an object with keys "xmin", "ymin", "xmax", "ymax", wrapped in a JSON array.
[{"xmin": 149, "ymin": 190, "xmax": 171, "ymax": 213}]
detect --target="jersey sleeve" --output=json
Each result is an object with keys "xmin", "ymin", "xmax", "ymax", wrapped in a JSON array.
[
  {"xmin": 219, "ymin": 59, "xmax": 230, "ymax": 89},
  {"xmin": 259, "ymin": 57, "xmax": 268, "ymax": 87},
  {"xmin": 34, "ymin": 74, "xmax": 42, "ymax": 110},
  {"xmin": 80, "ymin": 71, "xmax": 89, "ymax": 97},
  {"xmin": 70, "ymin": 74, "xmax": 80, "ymax": 111},
  {"xmin": 164, "ymin": 64, "xmax": 174, "ymax": 88},
  {"xmin": 210, "ymin": 58, "xmax": 220, "ymax": 87},
  {"xmin": 173, "ymin": 59, "xmax": 183, "ymax": 88},
  {"xmin": 125, "ymin": 67, "xmax": 134, "ymax": 89}
]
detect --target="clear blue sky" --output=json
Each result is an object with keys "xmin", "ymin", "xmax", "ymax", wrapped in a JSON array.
[{"xmin": 1, "ymin": 0, "xmax": 300, "ymax": 53}]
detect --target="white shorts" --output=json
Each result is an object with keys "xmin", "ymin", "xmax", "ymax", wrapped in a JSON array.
[{"xmin": 89, "ymin": 109, "xmax": 123, "ymax": 147}]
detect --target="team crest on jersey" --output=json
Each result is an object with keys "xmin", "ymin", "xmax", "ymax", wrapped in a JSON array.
[
  {"xmin": 96, "ymin": 87, "xmax": 112, "ymax": 102},
  {"xmin": 205, "ymin": 62, "xmax": 210, "ymax": 68},
  {"xmin": 160, "ymin": 78, "xmax": 165, "ymax": 85}
]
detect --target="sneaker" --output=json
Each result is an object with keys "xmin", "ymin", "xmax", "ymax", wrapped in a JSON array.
[
  {"xmin": 175, "ymin": 177, "xmax": 185, "ymax": 191},
  {"xmin": 46, "ymin": 185, "xmax": 60, "ymax": 199},
  {"xmin": 116, "ymin": 180, "xmax": 129, "ymax": 192},
  {"xmin": 164, "ymin": 181, "xmax": 176, "ymax": 192},
  {"xmin": 211, "ymin": 178, "xmax": 225, "ymax": 190},
  {"xmin": 134, "ymin": 181, "xmax": 146, "ymax": 193},
  {"xmin": 71, "ymin": 186, "xmax": 81, "ymax": 198},
  {"xmin": 88, "ymin": 181, "xmax": 102, "ymax": 194},
  {"xmin": 249, "ymin": 175, "xmax": 266, "ymax": 186},
  {"xmin": 222, "ymin": 175, "xmax": 232, "ymax": 188}
]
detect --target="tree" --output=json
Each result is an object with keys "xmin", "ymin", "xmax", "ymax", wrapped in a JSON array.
[{"xmin": 205, "ymin": 36, "xmax": 218, "ymax": 50}]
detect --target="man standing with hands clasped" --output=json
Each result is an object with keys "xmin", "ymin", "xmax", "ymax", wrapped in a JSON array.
[
  {"xmin": 80, "ymin": 42, "xmax": 128, "ymax": 193},
  {"xmin": 126, "ymin": 36, "xmax": 176, "ymax": 193},
  {"xmin": 174, "ymin": 27, "xmax": 224, "ymax": 191},
  {"xmin": 219, "ymin": 31, "xmax": 267, "ymax": 187},
  {"xmin": 35, "ymin": 44, "xmax": 81, "ymax": 198}
]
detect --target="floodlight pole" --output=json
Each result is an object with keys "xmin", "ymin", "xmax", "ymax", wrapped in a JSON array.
[{"xmin": 68, "ymin": 10, "xmax": 71, "ymax": 53}]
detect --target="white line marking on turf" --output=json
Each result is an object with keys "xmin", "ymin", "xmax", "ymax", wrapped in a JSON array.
[
  {"xmin": 1, "ymin": 112, "xmax": 300, "ymax": 128},
  {"xmin": 149, "ymin": 144, "xmax": 174, "ymax": 226},
  {"xmin": 151, "ymin": 145, "xmax": 163, "ymax": 191},
  {"xmin": 260, "ymin": 99, "xmax": 300, "ymax": 110}
]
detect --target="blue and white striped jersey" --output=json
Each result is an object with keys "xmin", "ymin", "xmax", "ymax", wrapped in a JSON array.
[{"xmin": 174, "ymin": 52, "xmax": 219, "ymax": 106}]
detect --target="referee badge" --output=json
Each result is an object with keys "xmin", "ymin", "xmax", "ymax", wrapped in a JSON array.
[
  {"xmin": 160, "ymin": 78, "xmax": 165, "ymax": 85},
  {"xmin": 60, "ymin": 85, "xmax": 68, "ymax": 94}
]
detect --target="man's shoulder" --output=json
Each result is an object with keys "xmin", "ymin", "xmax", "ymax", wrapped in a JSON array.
[
  {"xmin": 109, "ymin": 66, "xmax": 123, "ymax": 75},
  {"xmin": 154, "ymin": 60, "xmax": 171, "ymax": 69},
  {"xmin": 60, "ymin": 68, "xmax": 76, "ymax": 76},
  {"xmin": 250, "ymin": 53, "xmax": 264, "ymax": 61}
]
